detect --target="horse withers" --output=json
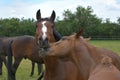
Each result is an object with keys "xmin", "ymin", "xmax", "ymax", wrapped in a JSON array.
[
  {"xmin": 40, "ymin": 29, "xmax": 120, "ymax": 80},
  {"xmin": 88, "ymin": 55, "xmax": 120, "ymax": 80}
]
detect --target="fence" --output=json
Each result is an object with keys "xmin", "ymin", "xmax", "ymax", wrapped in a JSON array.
[{"xmin": 86, "ymin": 36, "xmax": 120, "ymax": 40}]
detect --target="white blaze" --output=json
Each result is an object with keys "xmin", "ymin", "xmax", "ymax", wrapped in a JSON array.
[{"xmin": 42, "ymin": 21, "xmax": 47, "ymax": 40}]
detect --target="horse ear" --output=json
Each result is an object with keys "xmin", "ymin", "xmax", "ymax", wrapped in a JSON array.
[
  {"xmin": 36, "ymin": 9, "xmax": 41, "ymax": 21},
  {"xmin": 75, "ymin": 28, "xmax": 84, "ymax": 38},
  {"xmin": 50, "ymin": 10, "xmax": 56, "ymax": 21}
]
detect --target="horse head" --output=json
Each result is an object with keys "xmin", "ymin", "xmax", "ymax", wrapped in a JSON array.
[{"xmin": 35, "ymin": 9, "xmax": 56, "ymax": 51}]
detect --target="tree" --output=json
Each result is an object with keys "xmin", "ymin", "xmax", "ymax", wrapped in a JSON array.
[
  {"xmin": 0, "ymin": 18, "xmax": 35, "ymax": 37},
  {"xmin": 56, "ymin": 6, "xmax": 102, "ymax": 36}
]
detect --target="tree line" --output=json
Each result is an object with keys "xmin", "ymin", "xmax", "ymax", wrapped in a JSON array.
[{"xmin": 0, "ymin": 6, "xmax": 120, "ymax": 39}]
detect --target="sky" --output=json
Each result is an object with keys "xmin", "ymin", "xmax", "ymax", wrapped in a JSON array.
[{"xmin": 0, "ymin": 0, "xmax": 120, "ymax": 22}]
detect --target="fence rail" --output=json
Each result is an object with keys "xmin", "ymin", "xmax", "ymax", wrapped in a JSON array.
[{"xmin": 86, "ymin": 36, "xmax": 120, "ymax": 40}]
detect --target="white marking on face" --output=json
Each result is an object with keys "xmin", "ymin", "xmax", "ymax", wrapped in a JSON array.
[{"xmin": 42, "ymin": 21, "xmax": 47, "ymax": 40}]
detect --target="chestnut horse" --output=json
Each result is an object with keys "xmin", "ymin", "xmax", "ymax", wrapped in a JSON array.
[
  {"xmin": 7, "ymin": 10, "xmax": 62, "ymax": 80},
  {"xmin": 40, "ymin": 29, "xmax": 120, "ymax": 80},
  {"xmin": 88, "ymin": 55, "xmax": 120, "ymax": 80},
  {"xmin": 0, "ymin": 36, "xmax": 42, "ymax": 76}
]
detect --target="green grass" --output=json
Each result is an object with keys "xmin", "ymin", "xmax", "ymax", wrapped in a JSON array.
[
  {"xmin": 0, "ymin": 40, "xmax": 120, "ymax": 80},
  {"xmin": 0, "ymin": 59, "xmax": 40, "ymax": 80},
  {"xmin": 90, "ymin": 40, "xmax": 120, "ymax": 55}
]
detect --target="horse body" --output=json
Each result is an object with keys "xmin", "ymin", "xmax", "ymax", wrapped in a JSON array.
[
  {"xmin": 7, "ymin": 35, "xmax": 43, "ymax": 80},
  {"xmin": 11, "ymin": 36, "xmax": 43, "ymax": 62},
  {"xmin": 41, "ymin": 30, "xmax": 120, "ymax": 80},
  {"xmin": 88, "ymin": 56, "xmax": 120, "ymax": 80},
  {"xmin": 0, "ymin": 36, "xmax": 43, "ymax": 79}
]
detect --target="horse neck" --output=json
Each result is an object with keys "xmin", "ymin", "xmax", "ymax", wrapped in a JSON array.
[
  {"xmin": 43, "ymin": 56, "xmax": 67, "ymax": 80},
  {"xmin": 71, "ymin": 39, "xmax": 96, "ymax": 80},
  {"xmin": 43, "ymin": 36, "xmax": 63, "ymax": 79}
]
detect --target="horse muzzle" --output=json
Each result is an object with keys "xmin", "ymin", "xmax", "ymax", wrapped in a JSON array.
[{"xmin": 38, "ymin": 37, "xmax": 50, "ymax": 48}]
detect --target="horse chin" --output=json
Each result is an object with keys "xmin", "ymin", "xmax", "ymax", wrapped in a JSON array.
[{"xmin": 38, "ymin": 48, "xmax": 50, "ymax": 57}]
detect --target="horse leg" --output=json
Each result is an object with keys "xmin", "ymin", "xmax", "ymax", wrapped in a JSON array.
[
  {"xmin": 30, "ymin": 61, "xmax": 35, "ymax": 77},
  {"xmin": 37, "ymin": 63, "xmax": 43, "ymax": 75},
  {"xmin": 0, "ymin": 55, "xmax": 8, "ymax": 69},
  {"xmin": 37, "ymin": 71, "xmax": 44, "ymax": 80},
  {"xmin": 11, "ymin": 58, "xmax": 22, "ymax": 80},
  {"xmin": 0, "ymin": 58, "xmax": 3, "ymax": 75},
  {"xmin": 0, "ymin": 55, "xmax": 7, "ymax": 75}
]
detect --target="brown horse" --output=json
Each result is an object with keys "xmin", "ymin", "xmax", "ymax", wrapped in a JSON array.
[
  {"xmin": 0, "ymin": 36, "xmax": 42, "ymax": 76},
  {"xmin": 8, "ymin": 10, "xmax": 62, "ymax": 80},
  {"xmin": 0, "ymin": 36, "xmax": 43, "ymax": 76},
  {"xmin": 88, "ymin": 55, "xmax": 120, "ymax": 80},
  {"xmin": 6, "ymin": 36, "xmax": 44, "ymax": 80},
  {"xmin": 40, "ymin": 29, "xmax": 120, "ymax": 80}
]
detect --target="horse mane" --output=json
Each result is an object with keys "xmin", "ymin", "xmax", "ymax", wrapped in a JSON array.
[{"xmin": 101, "ymin": 55, "xmax": 112, "ymax": 66}]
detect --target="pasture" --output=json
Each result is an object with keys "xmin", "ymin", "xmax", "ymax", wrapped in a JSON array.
[{"xmin": 0, "ymin": 40, "xmax": 120, "ymax": 80}]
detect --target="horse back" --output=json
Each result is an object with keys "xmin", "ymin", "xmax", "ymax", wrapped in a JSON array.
[
  {"xmin": 102, "ymin": 48, "xmax": 120, "ymax": 70},
  {"xmin": 89, "ymin": 45, "xmax": 120, "ymax": 71},
  {"xmin": 89, "ymin": 55, "xmax": 120, "ymax": 80},
  {"xmin": 11, "ymin": 35, "xmax": 43, "ymax": 63}
]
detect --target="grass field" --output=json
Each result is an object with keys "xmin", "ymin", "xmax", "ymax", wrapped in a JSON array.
[
  {"xmin": 90, "ymin": 40, "xmax": 120, "ymax": 54},
  {"xmin": 0, "ymin": 40, "xmax": 120, "ymax": 80}
]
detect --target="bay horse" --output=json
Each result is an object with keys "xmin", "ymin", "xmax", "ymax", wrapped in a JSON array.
[
  {"xmin": 7, "ymin": 10, "xmax": 62, "ymax": 80},
  {"xmin": 40, "ymin": 29, "xmax": 120, "ymax": 80},
  {"xmin": 0, "ymin": 36, "xmax": 43, "ymax": 76},
  {"xmin": 5, "ymin": 36, "xmax": 43, "ymax": 80},
  {"xmin": 88, "ymin": 55, "xmax": 120, "ymax": 80},
  {"xmin": 35, "ymin": 9, "xmax": 80, "ymax": 80}
]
